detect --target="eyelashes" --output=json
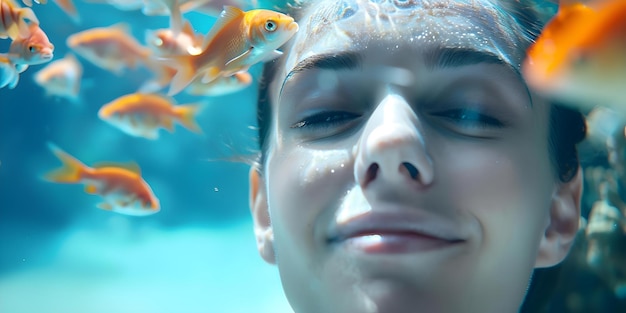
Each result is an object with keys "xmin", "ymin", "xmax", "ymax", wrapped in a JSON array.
[
  {"xmin": 290, "ymin": 111, "xmax": 361, "ymax": 129},
  {"xmin": 430, "ymin": 108, "xmax": 505, "ymax": 129}
]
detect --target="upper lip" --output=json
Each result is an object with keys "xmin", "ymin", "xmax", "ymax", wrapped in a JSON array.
[{"xmin": 327, "ymin": 210, "xmax": 467, "ymax": 244}]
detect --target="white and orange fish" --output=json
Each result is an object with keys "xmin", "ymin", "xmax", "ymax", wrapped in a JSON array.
[
  {"xmin": 3, "ymin": 23, "xmax": 54, "ymax": 65},
  {"xmin": 21, "ymin": 0, "xmax": 78, "ymax": 23},
  {"xmin": 98, "ymin": 92, "xmax": 203, "ymax": 139},
  {"xmin": 81, "ymin": 0, "xmax": 143, "ymax": 11},
  {"xmin": 0, "ymin": 0, "xmax": 39, "ymax": 40},
  {"xmin": 186, "ymin": 71, "xmax": 252, "ymax": 96},
  {"xmin": 179, "ymin": 0, "xmax": 255, "ymax": 17},
  {"xmin": 67, "ymin": 22, "xmax": 151, "ymax": 75},
  {"xmin": 145, "ymin": 19, "xmax": 203, "ymax": 56},
  {"xmin": 33, "ymin": 53, "xmax": 82, "ymax": 103},
  {"xmin": 44, "ymin": 143, "xmax": 160, "ymax": 216},
  {"xmin": 164, "ymin": 6, "xmax": 298, "ymax": 96},
  {"xmin": 0, "ymin": 55, "xmax": 27, "ymax": 89},
  {"xmin": 141, "ymin": 0, "xmax": 184, "ymax": 36},
  {"xmin": 522, "ymin": 0, "xmax": 626, "ymax": 113}
]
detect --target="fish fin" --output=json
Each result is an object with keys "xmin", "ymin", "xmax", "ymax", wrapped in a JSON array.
[
  {"xmin": 202, "ymin": 5, "xmax": 244, "ymax": 50},
  {"xmin": 261, "ymin": 50, "xmax": 284, "ymax": 63},
  {"xmin": 22, "ymin": 0, "xmax": 33, "ymax": 6},
  {"xmin": 109, "ymin": 22, "xmax": 131, "ymax": 34},
  {"xmin": 168, "ymin": 0, "xmax": 183, "ymax": 36},
  {"xmin": 181, "ymin": 18, "xmax": 194, "ymax": 37},
  {"xmin": 200, "ymin": 67, "xmax": 221, "ymax": 84},
  {"xmin": 224, "ymin": 48, "xmax": 252, "ymax": 68},
  {"xmin": 56, "ymin": 0, "xmax": 80, "ymax": 24},
  {"xmin": 97, "ymin": 202, "xmax": 113, "ymax": 211},
  {"xmin": 44, "ymin": 142, "xmax": 87, "ymax": 183},
  {"xmin": 93, "ymin": 161, "xmax": 141, "ymax": 175},
  {"xmin": 15, "ymin": 64, "xmax": 28, "ymax": 73},
  {"xmin": 165, "ymin": 54, "xmax": 198, "ymax": 96},
  {"xmin": 162, "ymin": 117, "xmax": 175, "ymax": 132},
  {"xmin": 85, "ymin": 184, "xmax": 97, "ymax": 194},
  {"xmin": 173, "ymin": 103, "xmax": 203, "ymax": 134}
]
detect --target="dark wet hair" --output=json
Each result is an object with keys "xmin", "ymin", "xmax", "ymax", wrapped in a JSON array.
[{"xmin": 255, "ymin": 0, "xmax": 586, "ymax": 184}]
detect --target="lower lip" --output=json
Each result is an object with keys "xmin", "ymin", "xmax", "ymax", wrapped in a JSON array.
[{"xmin": 334, "ymin": 233, "xmax": 462, "ymax": 254}]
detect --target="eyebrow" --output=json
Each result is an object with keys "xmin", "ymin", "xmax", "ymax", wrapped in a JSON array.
[
  {"xmin": 279, "ymin": 52, "xmax": 362, "ymax": 95},
  {"xmin": 280, "ymin": 47, "xmax": 532, "ymax": 106}
]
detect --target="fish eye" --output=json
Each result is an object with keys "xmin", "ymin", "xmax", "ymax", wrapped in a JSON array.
[
  {"xmin": 264, "ymin": 20, "xmax": 277, "ymax": 32},
  {"xmin": 28, "ymin": 46, "xmax": 36, "ymax": 53}
]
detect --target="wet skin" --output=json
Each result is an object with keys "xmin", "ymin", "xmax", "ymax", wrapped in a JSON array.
[{"xmin": 250, "ymin": 1, "xmax": 582, "ymax": 312}]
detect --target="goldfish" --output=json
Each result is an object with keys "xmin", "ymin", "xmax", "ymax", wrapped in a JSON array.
[
  {"xmin": 145, "ymin": 19, "xmax": 203, "ymax": 56},
  {"xmin": 178, "ymin": 0, "xmax": 255, "ymax": 17},
  {"xmin": 67, "ymin": 22, "xmax": 151, "ymax": 75},
  {"xmin": 33, "ymin": 53, "xmax": 82, "ymax": 103},
  {"xmin": 2, "ymin": 23, "xmax": 54, "ymax": 65},
  {"xmin": 186, "ymin": 71, "xmax": 252, "ymax": 96},
  {"xmin": 20, "ymin": 0, "xmax": 78, "ymax": 23},
  {"xmin": 81, "ymin": 0, "xmax": 144, "ymax": 11},
  {"xmin": 98, "ymin": 92, "xmax": 203, "ymax": 140},
  {"xmin": 0, "ymin": 0, "xmax": 39, "ymax": 40},
  {"xmin": 164, "ymin": 6, "xmax": 298, "ymax": 96},
  {"xmin": 522, "ymin": 0, "xmax": 626, "ymax": 113},
  {"xmin": 44, "ymin": 143, "xmax": 160, "ymax": 216},
  {"xmin": 141, "ymin": 0, "xmax": 183, "ymax": 36}
]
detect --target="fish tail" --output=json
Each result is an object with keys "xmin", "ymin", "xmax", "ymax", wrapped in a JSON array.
[
  {"xmin": 43, "ymin": 142, "xmax": 87, "ymax": 183},
  {"xmin": 55, "ymin": 0, "xmax": 80, "ymax": 24},
  {"xmin": 166, "ymin": 54, "xmax": 198, "ymax": 96},
  {"xmin": 173, "ymin": 103, "xmax": 203, "ymax": 134}
]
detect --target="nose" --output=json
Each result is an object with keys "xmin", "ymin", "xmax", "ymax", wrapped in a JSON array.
[{"xmin": 354, "ymin": 93, "xmax": 434, "ymax": 189}]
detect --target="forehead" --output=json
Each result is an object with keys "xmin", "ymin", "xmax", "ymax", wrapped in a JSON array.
[{"xmin": 276, "ymin": 0, "xmax": 532, "ymax": 82}]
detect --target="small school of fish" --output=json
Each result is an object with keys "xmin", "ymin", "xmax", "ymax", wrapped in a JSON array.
[
  {"xmin": 1, "ymin": 0, "xmax": 298, "ymax": 215},
  {"xmin": 522, "ymin": 0, "xmax": 626, "ymax": 114},
  {"xmin": 8, "ymin": 0, "xmax": 623, "ymax": 216}
]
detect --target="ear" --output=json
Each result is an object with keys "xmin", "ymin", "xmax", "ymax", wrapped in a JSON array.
[
  {"xmin": 249, "ymin": 165, "xmax": 276, "ymax": 264},
  {"xmin": 535, "ymin": 167, "xmax": 583, "ymax": 268}
]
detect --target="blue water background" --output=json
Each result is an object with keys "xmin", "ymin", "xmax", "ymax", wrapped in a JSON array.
[{"xmin": 0, "ymin": 2, "xmax": 290, "ymax": 312}]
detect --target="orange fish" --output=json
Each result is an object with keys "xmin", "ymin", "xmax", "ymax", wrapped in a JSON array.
[
  {"xmin": 3, "ymin": 23, "xmax": 54, "ymax": 65},
  {"xmin": 33, "ymin": 53, "xmax": 82, "ymax": 103},
  {"xmin": 141, "ymin": 0, "xmax": 183, "ymax": 36},
  {"xmin": 67, "ymin": 22, "xmax": 151, "ymax": 75},
  {"xmin": 145, "ymin": 19, "xmax": 203, "ymax": 56},
  {"xmin": 81, "ymin": 0, "xmax": 143, "ymax": 11},
  {"xmin": 20, "ymin": 0, "xmax": 77, "ymax": 23},
  {"xmin": 44, "ymin": 143, "xmax": 160, "ymax": 216},
  {"xmin": 0, "ymin": 0, "xmax": 39, "ymax": 40},
  {"xmin": 522, "ymin": 0, "xmax": 626, "ymax": 112},
  {"xmin": 164, "ymin": 6, "xmax": 298, "ymax": 96},
  {"xmin": 186, "ymin": 71, "xmax": 252, "ymax": 96},
  {"xmin": 98, "ymin": 92, "xmax": 203, "ymax": 139},
  {"xmin": 178, "ymin": 0, "xmax": 254, "ymax": 17}
]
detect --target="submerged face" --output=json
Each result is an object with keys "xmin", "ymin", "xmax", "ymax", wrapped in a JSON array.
[{"xmin": 251, "ymin": 1, "xmax": 580, "ymax": 312}]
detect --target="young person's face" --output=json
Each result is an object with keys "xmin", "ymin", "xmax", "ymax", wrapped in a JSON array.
[{"xmin": 250, "ymin": 1, "xmax": 582, "ymax": 312}]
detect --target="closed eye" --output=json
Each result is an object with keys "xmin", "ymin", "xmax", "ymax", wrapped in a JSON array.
[
  {"xmin": 431, "ymin": 108, "xmax": 504, "ymax": 129},
  {"xmin": 290, "ymin": 111, "xmax": 361, "ymax": 129}
]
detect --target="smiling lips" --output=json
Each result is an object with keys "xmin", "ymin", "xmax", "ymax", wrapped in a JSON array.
[{"xmin": 327, "ymin": 211, "xmax": 467, "ymax": 254}]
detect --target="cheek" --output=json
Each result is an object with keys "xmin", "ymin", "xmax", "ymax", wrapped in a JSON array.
[
  {"xmin": 435, "ymin": 136, "xmax": 554, "ymax": 264},
  {"xmin": 266, "ymin": 146, "xmax": 355, "ymax": 257}
]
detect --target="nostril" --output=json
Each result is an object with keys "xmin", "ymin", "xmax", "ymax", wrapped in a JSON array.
[
  {"xmin": 402, "ymin": 162, "xmax": 419, "ymax": 179},
  {"xmin": 364, "ymin": 163, "xmax": 379, "ymax": 186}
]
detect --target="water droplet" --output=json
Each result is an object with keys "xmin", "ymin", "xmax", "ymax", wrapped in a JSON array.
[{"xmin": 214, "ymin": 187, "xmax": 219, "ymax": 192}]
